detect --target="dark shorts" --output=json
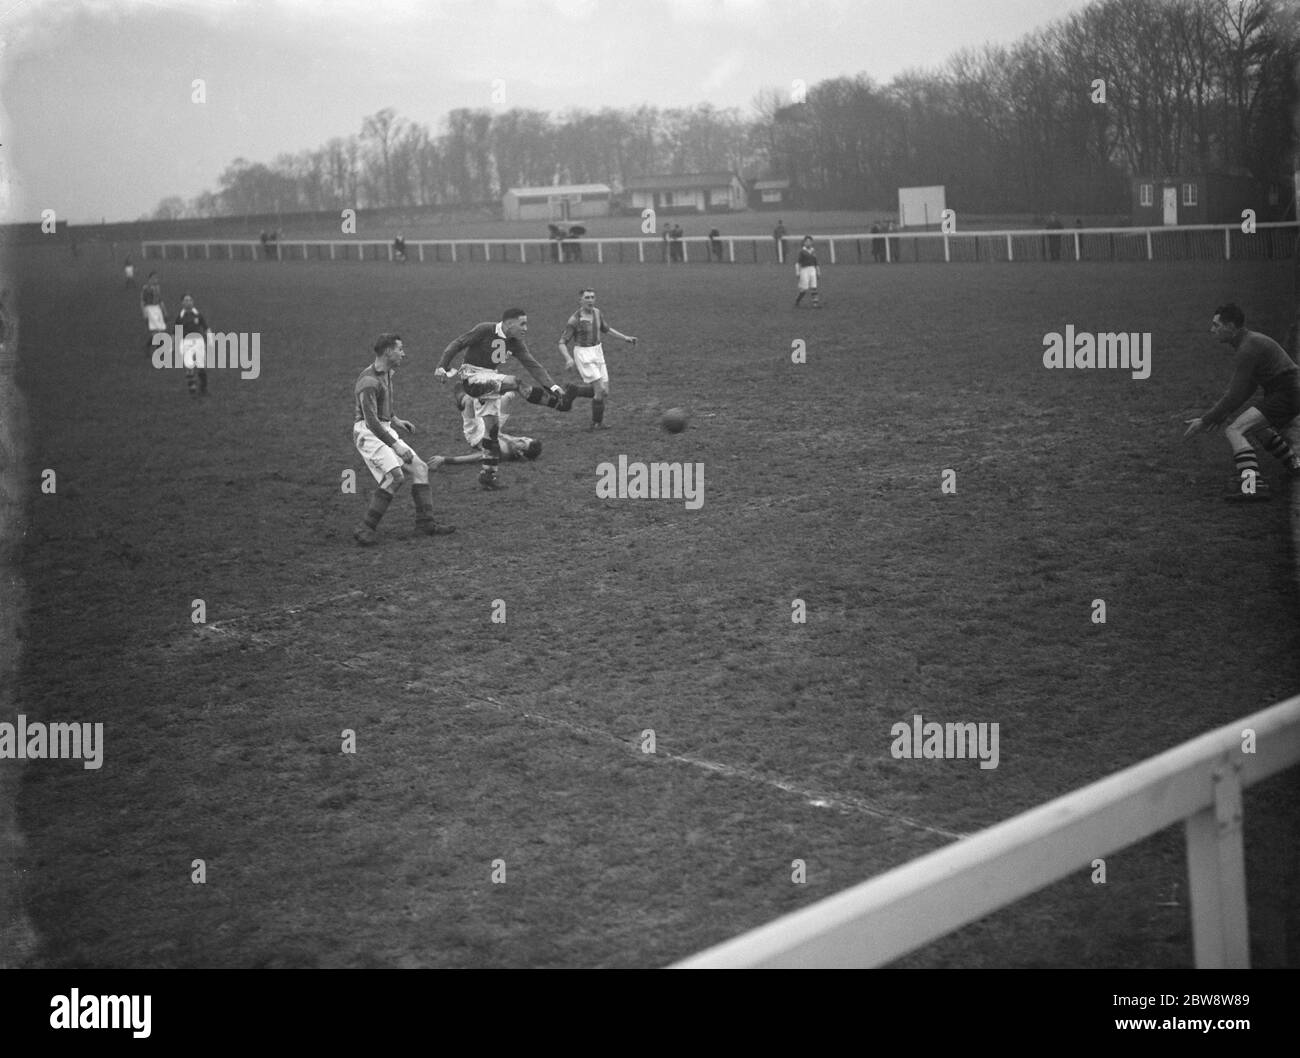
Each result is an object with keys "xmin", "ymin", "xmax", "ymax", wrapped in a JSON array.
[{"xmin": 1256, "ymin": 380, "xmax": 1300, "ymax": 429}]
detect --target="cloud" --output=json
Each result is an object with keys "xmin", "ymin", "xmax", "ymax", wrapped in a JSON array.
[
  {"xmin": 663, "ymin": 0, "xmax": 771, "ymax": 22},
  {"xmin": 701, "ymin": 49, "xmax": 743, "ymax": 92}
]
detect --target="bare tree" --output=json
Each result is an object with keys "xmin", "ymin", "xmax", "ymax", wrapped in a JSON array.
[{"xmin": 361, "ymin": 108, "xmax": 402, "ymax": 207}]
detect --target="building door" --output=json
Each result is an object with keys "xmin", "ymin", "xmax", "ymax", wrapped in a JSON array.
[{"xmin": 1162, "ymin": 186, "xmax": 1177, "ymax": 225}]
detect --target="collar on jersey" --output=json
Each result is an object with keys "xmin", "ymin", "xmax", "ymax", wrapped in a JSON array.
[{"xmin": 495, "ymin": 321, "xmax": 507, "ymax": 340}]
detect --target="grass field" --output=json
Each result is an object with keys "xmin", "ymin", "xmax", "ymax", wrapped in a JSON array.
[{"xmin": 6, "ymin": 247, "xmax": 1299, "ymax": 968}]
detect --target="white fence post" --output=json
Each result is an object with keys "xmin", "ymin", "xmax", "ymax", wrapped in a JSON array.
[
  {"xmin": 671, "ymin": 695, "xmax": 1300, "ymax": 969},
  {"xmin": 1184, "ymin": 759, "xmax": 1250, "ymax": 968},
  {"xmin": 1006, "ymin": 233, "xmax": 1013, "ymax": 262}
]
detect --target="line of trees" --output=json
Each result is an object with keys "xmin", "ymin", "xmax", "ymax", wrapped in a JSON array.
[{"xmin": 152, "ymin": 0, "xmax": 1298, "ymax": 221}]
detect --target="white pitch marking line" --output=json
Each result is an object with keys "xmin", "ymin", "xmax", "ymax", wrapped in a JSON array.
[
  {"xmin": 200, "ymin": 590, "xmax": 367, "ymax": 633},
  {"xmin": 463, "ymin": 692, "xmax": 967, "ymax": 840},
  {"xmin": 185, "ymin": 594, "xmax": 968, "ymax": 840}
]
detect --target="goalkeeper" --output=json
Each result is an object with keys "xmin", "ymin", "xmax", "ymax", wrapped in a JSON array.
[{"xmin": 1183, "ymin": 302, "xmax": 1300, "ymax": 502}]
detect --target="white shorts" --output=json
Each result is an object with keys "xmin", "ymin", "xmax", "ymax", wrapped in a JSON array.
[
  {"xmin": 572, "ymin": 344, "xmax": 607, "ymax": 385},
  {"xmin": 354, "ymin": 421, "xmax": 403, "ymax": 484},
  {"xmin": 456, "ymin": 364, "xmax": 514, "ymax": 392},
  {"xmin": 124, "ymin": 266, "xmax": 135, "ymax": 279},
  {"xmin": 180, "ymin": 333, "xmax": 206, "ymax": 369},
  {"xmin": 143, "ymin": 305, "xmax": 166, "ymax": 331},
  {"xmin": 461, "ymin": 391, "xmax": 515, "ymax": 446},
  {"xmin": 797, "ymin": 266, "xmax": 818, "ymax": 291}
]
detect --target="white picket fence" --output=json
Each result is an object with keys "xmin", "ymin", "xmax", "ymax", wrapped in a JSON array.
[
  {"xmin": 140, "ymin": 222, "xmax": 1297, "ymax": 266},
  {"xmin": 672, "ymin": 693, "xmax": 1300, "ymax": 968}
]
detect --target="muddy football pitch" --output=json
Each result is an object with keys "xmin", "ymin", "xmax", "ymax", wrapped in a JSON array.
[{"xmin": 9, "ymin": 246, "xmax": 1299, "ymax": 967}]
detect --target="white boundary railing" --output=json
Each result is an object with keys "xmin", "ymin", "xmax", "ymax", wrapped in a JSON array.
[
  {"xmin": 672, "ymin": 694, "xmax": 1300, "ymax": 968},
  {"xmin": 140, "ymin": 222, "xmax": 1297, "ymax": 266}
]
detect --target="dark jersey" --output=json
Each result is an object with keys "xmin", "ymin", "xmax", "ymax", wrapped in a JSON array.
[
  {"xmin": 141, "ymin": 283, "xmax": 164, "ymax": 308},
  {"xmin": 560, "ymin": 308, "xmax": 609, "ymax": 349},
  {"xmin": 797, "ymin": 247, "xmax": 818, "ymax": 268},
  {"xmin": 1203, "ymin": 331, "xmax": 1300, "ymax": 426},
  {"xmin": 175, "ymin": 307, "xmax": 208, "ymax": 338},
  {"xmin": 438, "ymin": 321, "xmax": 557, "ymax": 389},
  {"xmin": 354, "ymin": 364, "xmax": 399, "ymax": 445}
]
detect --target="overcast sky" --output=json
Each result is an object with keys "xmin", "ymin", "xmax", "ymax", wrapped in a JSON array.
[{"xmin": 0, "ymin": 0, "xmax": 1094, "ymax": 223}]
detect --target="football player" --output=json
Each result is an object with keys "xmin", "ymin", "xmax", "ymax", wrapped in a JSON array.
[
  {"xmin": 435, "ymin": 308, "xmax": 581, "ymax": 490},
  {"xmin": 352, "ymin": 333, "xmax": 454, "ymax": 545},
  {"xmin": 557, "ymin": 288, "xmax": 636, "ymax": 431},
  {"xmin": 794, "ymin": 236, "xmax": 822, "ymax": 308},
  {"xmin": 174, "ymin": 294, "xmax": 210, "ymax": 397},
  {"xmin": 1183, "ymin": 303, "xmax": 1300, "ymax": 502},
  {"xmin": 140, "ymin": 272, "xmax": 167, "ymax": 357},
  {"xmin": 436, "ymin": 405, "xmax": 543, "ymax": 466}
]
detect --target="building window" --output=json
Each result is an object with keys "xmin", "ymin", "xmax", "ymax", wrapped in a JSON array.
[
  {"xmin": 1182, "ymin": 183, "xmax": 1197, "ymax": 206},
  {"xmin": 1139, "ymin": 183, "xmax": 1153, "ymax": 206}
]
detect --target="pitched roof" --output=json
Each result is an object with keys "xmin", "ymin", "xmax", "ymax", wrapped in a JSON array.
[
  {"xmin": 505, "ymin": 184, "xmax": 611, "ymax": 197},
  {"xmin": 623, "ymin": 172, "xmax": 740, "ymax": 191}
]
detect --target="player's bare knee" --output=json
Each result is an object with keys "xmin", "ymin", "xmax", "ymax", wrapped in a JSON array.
[{"xmin": 381, "ymin": 469, "xmax": 406, "ymax": 492}]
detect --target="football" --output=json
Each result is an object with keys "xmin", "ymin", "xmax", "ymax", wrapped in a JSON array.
[{"xmin": 661, "ymin": 408, "xmax": 689, "ymax": 433}]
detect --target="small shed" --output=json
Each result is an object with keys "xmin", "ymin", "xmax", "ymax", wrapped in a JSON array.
[
  {"xmin": 624, "ymin": 172, "xmax": 747, "ymax": 213},
  {"xmin": 502, "ymin": 184, "xmax": 612, "ymax": 222},
  {"xmin": 1130, "ymin": 172, "xmax": 1269, "ymax": 225},
  {"xmin": 751, "ymin": 179, "xmax": 792, "ymax": 209}
]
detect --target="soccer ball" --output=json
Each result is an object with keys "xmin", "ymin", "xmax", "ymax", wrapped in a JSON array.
[{"xmin": 661, "ymin": 408, "xmax": 688, "ymax": 433}]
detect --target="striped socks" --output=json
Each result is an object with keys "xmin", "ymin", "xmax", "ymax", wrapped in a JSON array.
[
  {"xmin": 364, "ymin": 488, "xmax": 395, "ymax": 529},
  {"xmin": 1258, "ymin": 428, "xmax": 1295, "ymax": 464}
]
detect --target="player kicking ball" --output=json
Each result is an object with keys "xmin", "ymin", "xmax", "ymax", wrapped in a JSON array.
[
  {"xmin": 436, "ymin": 308, "xmax": 585, "ymax": 490},
  {"xmin": 352, "ymin": 333, "xmax": 454, "ymax": 545},
  {"xmin": 1183, "ymin": 302, "xmax": 1300, "ymax": 502}
]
